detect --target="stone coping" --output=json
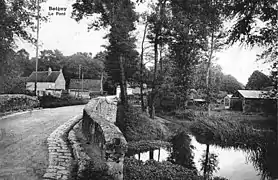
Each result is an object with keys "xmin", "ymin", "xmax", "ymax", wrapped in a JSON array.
[{"xmin": 43, "ymin": 115, "xmax": 82, "ymax": 180}]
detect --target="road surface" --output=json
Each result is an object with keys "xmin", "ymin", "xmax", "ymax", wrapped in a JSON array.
[{"xmin": 0, "ymin": 105, "xmax": 85, "ymax": 180}]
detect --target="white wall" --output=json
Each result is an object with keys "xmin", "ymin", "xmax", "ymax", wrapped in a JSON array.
[
  {"xmin": 55, "ymin": 73, "xmax": 66, "ymax": 90},
  {"xmin": 26, "ymin": 82, "xmax": 55, "ymax": 91},
  {"xmin": 116, "ymin": 87, "xmax": 133, "ymax": 98}
]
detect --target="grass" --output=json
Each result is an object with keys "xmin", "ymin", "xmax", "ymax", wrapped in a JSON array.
[{"xmin": 116, "ymin": 104, "xmax": 170, "ymax": 142}]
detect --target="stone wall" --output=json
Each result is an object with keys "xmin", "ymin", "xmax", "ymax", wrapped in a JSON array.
[
  {"xmin": 43, "ymin": 115, "xmax": 82, "ymax": 180},
  {"xmin": 82, "ymin": 96, "xmax": 127, "ymax": 180},
  {"xmin": 44, "ymin": 96, "xmax": 126, "ymax": 180}
]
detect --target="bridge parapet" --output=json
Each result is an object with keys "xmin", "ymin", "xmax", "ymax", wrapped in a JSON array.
[{"xmin": 82, "ymin": 96, "xmax": 127, "ymax": 180}]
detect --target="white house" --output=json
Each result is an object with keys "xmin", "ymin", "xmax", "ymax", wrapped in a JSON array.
[{"xmin": 26, "ymin": 67, "xmax": 66, "ymax": 96}]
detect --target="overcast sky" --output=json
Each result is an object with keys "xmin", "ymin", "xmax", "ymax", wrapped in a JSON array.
[{"xmin": 17, "ymin": 0, "xmax": 271, "ymax": 85}]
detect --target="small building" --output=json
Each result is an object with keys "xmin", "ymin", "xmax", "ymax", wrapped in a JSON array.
[
  {"xmin": 69, "ymin": 79, "xmax": 103, "ymax": 98},
  {"xmin": 26, "ymin": 67, "xmax": 65, "ymax": 97},
  {"xmin": 224, "ymin": 94, "xmax": 233, "ymax": 109},
  {"xmin": 231, "ymin": 90, "xmax": 276, "ymax": 113}
]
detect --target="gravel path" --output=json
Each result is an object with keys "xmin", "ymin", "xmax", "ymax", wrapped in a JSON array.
[{"xmin": 0, "ymin": 105, "xmax": 85, "ymax": 180}]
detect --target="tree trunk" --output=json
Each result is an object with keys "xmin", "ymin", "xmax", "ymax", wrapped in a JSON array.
[
  {"xmin": 158, "ymin": 148, "xmax": 161, "ymax": 162},
  {"xmin": 149, "ymin": 0, "xmax": 166, "ymax": 119},
  {"xmin": 149, "ymin": 36, "xmax": 158, "ymax": 119},
  {"xmin": 140, "ymin": 22, "xmax": 148, "ymax": 112},
  {"xmin": 119, "ymin": 55, "xmax": 128, "ymax": 106},
  {"xmin": 206, "ymin": 32, "xmax": 214, "ymax": 116},
  {"xmin": 203, "ymin": 144, "xmax": 210, "ymax": 180},
  {"xmin": 149, "ymin": 149, "xmax": 154, "ymax": 160},
  {"xmin": 159, "ymin": 44, "xmax": 163, "ymax": 71},
  {"xmin": 204, "ymin": 27, "xmax": 215, "ymax": 180},
  {"xmin": 0, "ymin": 64, "xmax": 4, "ymax": 94}
]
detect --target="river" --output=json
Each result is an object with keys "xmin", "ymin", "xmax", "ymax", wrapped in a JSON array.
[{"xmin": 133, "ymin": 135, "xmax": 264, "ymax": 180}]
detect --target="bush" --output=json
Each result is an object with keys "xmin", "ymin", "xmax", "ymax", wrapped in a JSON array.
[
  {"xmin": 124, "ymin": 158, "xmax": 201, "ymax": 180},
  {"xmin": 0, "ymin": 94, "xmax": 39, "ymax": 113},
  {"xmin": 39, "ymin": 95, "xmax": 89, "ymax": 108},
  {"xmin": 77, "ymin": 159, "xmax": 114, "ymax": 180}
]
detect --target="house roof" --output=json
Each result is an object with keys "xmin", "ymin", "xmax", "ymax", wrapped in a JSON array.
[
  {"xmin": 237, "ymin": 90, "xmax": 268, "ymax": 99},
  {"xmin": 226, "ymin": 94, "xmax": 233, "ymax": 98},
  {"xmin": 26, "ymin": 71, "xmax": 61, "ymax": 83},
  {"xmin": 69, "ymin": 79, "xmax": 102, "ymax": 91}
]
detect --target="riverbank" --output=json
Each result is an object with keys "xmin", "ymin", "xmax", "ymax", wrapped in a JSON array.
[{"xmin": 118, "ymin": 104, "xmax": 278, "ymax": 180}]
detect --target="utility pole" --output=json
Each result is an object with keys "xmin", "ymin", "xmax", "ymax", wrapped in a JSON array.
[
  {"xmin": 78, "ymin": 65, "xmax": 81, "ymax": 97},
  {"xmin": 81, "ymin": 73, "xmax": 84, "ymax": 96},
  {"xmin": 34, "ymin": 0, "xmax": 40, "ymax": 96}
]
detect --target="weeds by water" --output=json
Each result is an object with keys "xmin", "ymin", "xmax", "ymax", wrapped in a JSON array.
[{"xmin": 190, "ymin": 113, "xmax": 278, "ymax": 179}]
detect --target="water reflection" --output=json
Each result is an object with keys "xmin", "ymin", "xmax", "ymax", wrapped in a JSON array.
[
  {"xmin": 134, "ymin": 148, "xmax": 169, "ymax": 162},
  {"xmin": 128, "ymin": 133, "xmax": 278, "ymax": 180}
]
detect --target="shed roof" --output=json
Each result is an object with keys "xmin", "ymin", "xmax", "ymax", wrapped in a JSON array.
[
  {"xmin": 26, "ymin": 71, "xmax": 61, "ymax": 83},
  {"xmin": 69, "ymin": 79, "xmax": 102, "ymax": 91},
  {"xmin": 237, "ymin": 90, "xmax": 268, "ymax": 99}
]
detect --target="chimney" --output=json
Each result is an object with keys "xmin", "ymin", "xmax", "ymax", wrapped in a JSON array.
[{"xmin": 48, "ymin": 67, "xmax": 52, "ymax": 75}]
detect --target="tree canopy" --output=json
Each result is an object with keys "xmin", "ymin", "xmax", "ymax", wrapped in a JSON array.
[{"xmin": 245, "ymin": 70, "xmax": 272, "ymax": 90}]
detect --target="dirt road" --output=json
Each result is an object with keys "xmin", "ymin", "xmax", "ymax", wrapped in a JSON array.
[{"xmin": 0, "ymin": 105, "xmax": 85, "ymax": 180}]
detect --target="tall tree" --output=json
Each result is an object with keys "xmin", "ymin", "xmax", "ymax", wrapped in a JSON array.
[
  {"xmin": 146, "ymin": 0, "xmax": 170, "ymax": 118},
  {"xmin": 0, "ymin": 0, "xmax": 36, "ymax": 93},
  {"xmin": 72, "ymin": 0, "xmax": 138, "ymax": 106},
  {"xmin": 246, "ymin": 70, "xmax": 272, "ymax": 90}
]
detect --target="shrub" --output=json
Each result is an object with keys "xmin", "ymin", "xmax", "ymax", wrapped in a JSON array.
[
  {"xmin": 39, "ymin": 95, "xmax": 89, "ymax": 108},
  {"xmin": 124, "ymin": 157, "xmax": 201, "ymax": 180},
  {"xmin": 77, "ymin": 159, "xmax": 114, "ymax": 180},
  {"xmin": 0, "ymin": 94, "xmax": 39, "ymax": 113}
]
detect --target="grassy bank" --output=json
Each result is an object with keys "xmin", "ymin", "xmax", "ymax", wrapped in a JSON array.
[{"xmin": 116, "ymin": 105, "xmax": 171, "ymax": 142}]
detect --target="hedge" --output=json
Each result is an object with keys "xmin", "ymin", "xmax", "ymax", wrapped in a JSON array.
[
  {"xmin": 0, "ymin": 94, "xmax": 39, "ymax": 113},
  {"xmin": 39, "ymin": 95, "xmax": 89, "ymax": 108}
]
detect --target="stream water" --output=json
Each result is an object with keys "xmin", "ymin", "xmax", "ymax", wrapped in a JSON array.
[{"xmin": 132, "ymin": 135, "xmax": 264, "ymax": 180}]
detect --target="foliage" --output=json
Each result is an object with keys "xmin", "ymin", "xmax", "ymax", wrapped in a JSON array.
[
  {"xmin": 225, "ymin": 0, "xmax": 277, "ymax": 91},
  {"xmin": 0, "ymin": 94, "xmax": 39, "ymax": 113},
  {"xmin": 190, "ymin": 114, "xmax": 275, "ymax": 148},
  {"xmin": 72, "ymin": 0, "xmax": 139, "ymax": 105},
  {"xmin": 127, "ymin": 140, "xmax": 171, "ymax": 155},
  {"xmin": 219, "ymin": 74, "xmax": 244, "ymax": 93},
  {"xmin": 245, "ymin": 70, "xmax": 272, "ymax": 90},
  {"xmin": 199, "ymin": 151, "xmax": 220, "ymax": 178},
  {"xmin": 192, "ymin": 63, "xmax": 243, "ymax": 95},
  {"xmin": 1, "ymin": 49, "xmax": 32, "ymax": 94},
  {"xmin": 189, "ymin": 111, "xmax": 278, "ymax": 179},
  {"xmin": 116, "ymin": 105, "xmax": 168, "ymax": 141},
  {"xmin": 166, "ymin": 109, "xmax": 196, "ymax": 121},
  {"xmin": 77, "ymin": 159, "xmax": 114, "ymax": 180},
  {"xmin": 168, "ymin": 131, "xmax": 197, "ymax": 171},
  {"xmin": 124, "ymin": 157, "xmax": 201, "ymax": 180},
  {"xmin": 224, "ymin": 0, "xmax": 277, "ymax": 46},
  {"xmin": 38, "ymin": 94, "xmax": 89, "ymax": 108},
  {"xmin": 0, "ymin": 0, "xmax": 37, "ymax": 93}
]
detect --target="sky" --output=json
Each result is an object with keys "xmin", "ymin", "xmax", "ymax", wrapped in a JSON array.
[{"xmin": 17, "ymin": 0, "xmax": 271, "ymax": 86}]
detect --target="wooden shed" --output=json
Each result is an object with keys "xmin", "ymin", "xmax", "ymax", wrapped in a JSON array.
[{"xmin": 231, "ymin": 90, "xmax": 276, "ymax": 113}]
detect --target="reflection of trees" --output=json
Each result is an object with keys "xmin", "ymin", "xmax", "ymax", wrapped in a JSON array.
[
  {"xmin": 194, "ymin": 128, "xmax": 278, "ymax": 180},
  {"xmin": 199, "ymin": 146, "xmax": 220, "ymax": 180},
  {"xmin": 247, "ymin": 143, "xmax": 278, "ymax": 179},
  {"xmin": 168, "ymin": 131, "xmax": 197, "ymax": 172}
]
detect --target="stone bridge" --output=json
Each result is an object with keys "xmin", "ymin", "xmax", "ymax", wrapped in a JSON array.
[{"xmin": 43, "ymin": 96, "xmax": 127, "ymax": 180}]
